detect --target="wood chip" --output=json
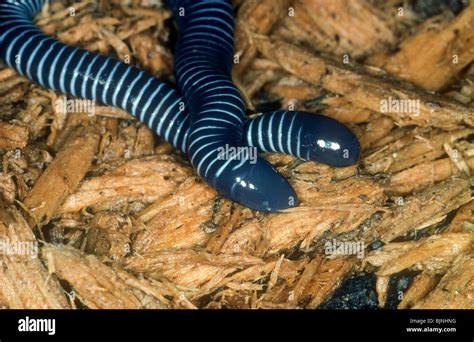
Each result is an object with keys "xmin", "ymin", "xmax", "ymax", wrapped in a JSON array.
[
  {"xmin": 0, "ymin": 201, "xmax": 69, "ymax": 309},
  {"xmin": 23, "ymin": 126, "xmax": 100, "ymax": 226},
  {"xmin": 412, "ymin": 253, "xmax": 474, "ymax": 309}
]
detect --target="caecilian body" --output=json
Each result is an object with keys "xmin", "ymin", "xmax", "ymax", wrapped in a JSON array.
[
  {"xmin": 0, "ymin": 0, "xmax": 360, "ymax": 212},
  {"xmin": 168, "ymin": 0, "xmax": 301, "ymax": 211}
]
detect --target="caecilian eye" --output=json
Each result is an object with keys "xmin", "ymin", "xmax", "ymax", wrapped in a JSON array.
[{"xmin": 317, "ymin": 139, "xmax": 341, "ymax": 150}]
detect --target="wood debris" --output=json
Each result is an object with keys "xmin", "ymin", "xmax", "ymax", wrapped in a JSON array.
[
  {"xmin": 413, "ymin": 253, "xmax": 474, "ymax": 309},
  {"xmin": 0, "ymin": 201, "xmax": 69, "ymax": 309},
  {"xmin": 41, "ymin": 243, "xmax": 180, "ymax": 309},
  {"xmin": 398, "ymin": 272, "xmax": 441, "ymax": 309},
  {"xmin": 0, "ymin": 122, "xmax": 29, "ymax": 150},
  {"xmin": 274, "ymin": 0, "xmax": 399, "ymax": 59},
  {"xmin": 24, "ymin": 126, "xmax": 100, "ymax": 226},
  {"xmin": 371, "ymin": 178, "xmax": 471, "ymax": 242},
  {"xmin": 255, "ymin": 37, "xmax": 474, "ymax": 129},
  {"xmin": 371, "ymin": 4, "xmax": 474, "ymax": 91},
  {"xmin": 366, "ymin": 233, "xmax": 474, "ymax": 275},
  {"xmin": 0, "ymin": 0, "xmax": 473, "ymax": 309}
]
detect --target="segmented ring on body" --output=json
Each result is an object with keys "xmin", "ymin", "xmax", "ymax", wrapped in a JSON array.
[{"xmin": 0, "ymin": 0, "xmax": 361, "ymax": 212}]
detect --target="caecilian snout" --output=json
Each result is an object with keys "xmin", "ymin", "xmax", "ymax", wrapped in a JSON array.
[
  {"xmin": 300, "ymin": 113, "xmax": 361, "ymax": 167},
  {"xmin": 224, "ymin": 158, "xmax": 299, "ymax": 212}
]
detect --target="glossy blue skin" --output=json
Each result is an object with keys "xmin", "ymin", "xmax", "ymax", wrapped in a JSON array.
[
  {"xmin": 168, "ymin": 0, "xmax": 359, "ymax": 210},
  {"xmin": 245, "ymin": 112, "xmax": 360, "ymax": 167},
  {"xmin": 169, "ymin": 0, "xmax": 300, "ymax": 211},
  {"xmin": 0, "ymin": 0, "xmax": 360, "ymax": 212}
]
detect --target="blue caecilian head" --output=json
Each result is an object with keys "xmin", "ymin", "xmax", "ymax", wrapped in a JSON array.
[
  {"xmin": 298, "ymin": 113, "xmax": 360, "ymax": 167},
  {"xmin": 213, "ymin": 158, "xmax": 299, "ymax": 212}
]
